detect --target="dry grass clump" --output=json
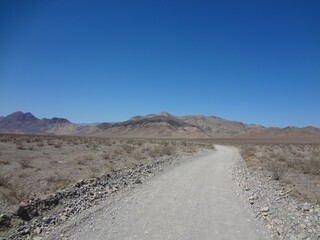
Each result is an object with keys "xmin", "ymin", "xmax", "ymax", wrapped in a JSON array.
[
  {"xmin": 54, "ymin": 142, "xmax": 62, "ymax": 148},
  {"xmin": 0, "ymin": 159, "xmax": 10, "ymax": 165},
  {"xmin": 122, "ymin": 143, "xmax": 135, "ymax": 154},
  {"xmin": 0, "ymin": 176, "xmax": 7, "ymax": 187},
  {"xmin": 240, "ymin": 145, "xmax": 256, "ymax": 161},
  {"xmin": 16, "ymin": 143, "xmax": 25, "ymax": 150},
  {"xmin": 83, "ymin": 155, "xmax": 93, "ymax": 161},
  {"xmin": 45, "ymin": 173, "xmax": 71, "ymax": 193},
  {"xmin": 19, "ymin": 157, "xmax": 33, "ymax": 169},
  {"xmin": 0, "ymin": 176, "xmax": 24, "ymax": 205}
]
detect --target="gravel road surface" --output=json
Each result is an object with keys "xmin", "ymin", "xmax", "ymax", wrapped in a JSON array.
[{"xmin": 48, "ymin": 145, "xmax": 267, "ymax": 240}]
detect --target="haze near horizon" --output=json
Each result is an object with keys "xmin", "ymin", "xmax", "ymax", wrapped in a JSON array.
[{"xmin": 0, "ymin": 0, "xmax": 319, "ymax": 127}]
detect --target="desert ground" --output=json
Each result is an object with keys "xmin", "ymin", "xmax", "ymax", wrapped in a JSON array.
[
  {"xmin": 1, "ymin": 134, "xmax": 320, "ymax": 239},
  {"xmin": 240, "ymin": 143, "xmax": 320, "ymax": 204},
  {"xmin": 0, "ymin": 134, "xmax": 212, "ymax": 210}
]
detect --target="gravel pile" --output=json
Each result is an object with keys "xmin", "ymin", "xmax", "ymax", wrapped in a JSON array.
[
  {"xmin": 0, "ymin": 152, "xmax": 199, "ymax": 240},
  {"xmin": 232, "ymin": 155, "xmax": 320, "ymax": 240}
]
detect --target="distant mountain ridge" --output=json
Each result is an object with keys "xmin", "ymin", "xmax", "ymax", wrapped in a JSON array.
[
  {"xmin": 236, "ymin": 126, "xmax": 320, "ymax": 139},
  {"xmin": 0, "ymin": 111, "xmax": 72, "ymax": 134},
  {"xmin": 96, "ymin": 112, "xmax": 209, "ymax": 138},
  {"xmin": 179, "ymin": 115, "xmax": 263, "ymax": 137},
  {"xmin": 0, "ymin": 111, "xmax": 319, "ymax": 138}
]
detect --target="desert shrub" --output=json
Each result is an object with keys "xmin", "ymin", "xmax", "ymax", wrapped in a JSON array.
[
  {"xmin": 137, "ymin": 140, "xmax": 144, "ymax": 146},
  {"xmin": 89, "ymin": 167, "xmax": 99, "ymax": 178},
  {"xmin": 309, "ymin": 159, "xmax": 320, "ymax": 175},
  {"xmin": 125, "ymin": 139, "xmax": 135, "ymax": 145},
  {"xmin": 28, "ymin": 146, "xmax": 35, "ymax": 150},
  {"xmin": 160, "ymin": 142, "xmax": 175, "ymax": 155},
  {"xmin": 277, "ymin": 155, "xmax": 286, "ymax": 162},
  {"xmin": 0, "ymin": 187, "xmax": 23, "ymax": 205},
  {"xmin": 0, "ymin": 176, "xmax": 24, "ymax": 205},
  {"xmin": 103, "ymin": 139, "xmax": 112, "ymax": 146},
  {"xmin": 84, "ymin": 155, "xmax": 93, "ymax": 161},
  {"xmin": 34, "ymin": 137, "xmax": 42, "ymax": 142},
  {"xmin": 113, "ymin": 148, "xmax": 124, "ymax": 156},
  {"xmin": 122, "ymin": 144, "xmax": 135, "ymax": 154},
  {"xmin": 241, "ymin": 145, "xmax": 256, "ymax": 160},
  {"xmin": 148, "ymin": 143, "xmax": 175, "ymax": 158},
  {"xmin": 50, "ymin": 160, "xmax": 58, "ymax": 165},
  {"xmin": 45, "ymin": 174, "xmax": 71, "ymax": 191},
  {"xmin": 133, "ymin": 151, "xmax": 146, "ymax": 160},
  {"xmin": 148, "ymin": 147, "xmax": 159, "ymax": 158},
  {"xmin": 19, "ymin": 158, "xmax": 33, "ymax": 169},
  {"xmin": 77, "ymin": 158, "xmax": 85, "ymax": 165},
  {"xmin": 16, "ymin": 143, "xmax": 25, "ymax": 150},
  {"xmin": 0, "ymin": 176, "xmax": 8, "ymax": 187},
  {"xmin": 268, "ymin": 161, "xmax": 284, "ymax": 180},
  {"xmin": 0, "ymin": 159, "xmax": 10, "ymax": 165},
  {"xmin": 54, "ymin": 142, "xmax": 62, "ymax": 148}
]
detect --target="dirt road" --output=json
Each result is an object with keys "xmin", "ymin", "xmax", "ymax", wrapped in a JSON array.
[{"xmin": 48, "ymin": 146, "xmax": 267, "ymax": 240}]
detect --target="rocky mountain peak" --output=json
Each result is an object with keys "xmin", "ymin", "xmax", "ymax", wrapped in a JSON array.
[{"xmin": 6, "ymin": 111, "xmax": 38, "ymax": 122}]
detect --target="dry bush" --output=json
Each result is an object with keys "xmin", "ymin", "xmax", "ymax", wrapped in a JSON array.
[
  {"xmin": 77, "ymin": 159, "xmax": 85, "ymax": 165},
  {"xmin": 136, "ymin": 140, "xmax": 144, "ymax": 146},
  {"xmin": 0, "ymin": 187, "xmax": 23, "ymax": 205},
  {"xmin": 125, "ymin": 139, "xmax": 135, "ymax": 145},
  {"xmin": 113, "ymin": 148, "xmax": 124, "ymax": 156},
  {"xmin": 34, "ymin": 137, "xmax": 43, "ymax": 142},
  {"xmin": 277, "ymin": 155, "xmax": 286, "ymax": 162},
  {"xmin": 0, "ymin": 159, "xmax": 10, "ymax": 165},
  {"xmin": 268, "ymin": 161, "xmax": 284, "ymax": 180},
  {"xmin": 16, "ymin": 143, "xmax": 25, "ymax": 150},
  {"xmin": 309, "ymin": 159, "xmax": 320, "ymax": 175},
  {"xmin": 28, "ymin": 146, "xmax": 35, "ymax": 150},
  {"xmin": 160, "ymin": 143, "xmax": 175, "ymax": 155},
  {"xmin": 133, "ymin": 150, "xmax": 146, "ymax": 161},
  {"xmin": 241, "ymin": 145, "xmax": 256, "ymax": 160},
  {"xmin": 54, "ymin": 142, "xmax": 62, "ymax": 148},
  {"xmin": 19, "ymin": 158, "xmax": 33, "ymax": 169},
  {"xmin": 181, "ymin": 144, "xmax": 198, "ymax": 153},
  {"xmin": 148, "ymin": 143, "xmax": 175, "ymax": 158},
  {"xmin": 45, "ymin": 174, "xmax": 71, "ymax": 192},
  {"xmin": 105, "ymin": 160, "xmax": 117, "ymax": 172},
  {"xmin": 47, "ymin": 140, "xmax": 54, "ymax": 146},
  {"xmin": 0, "ymin": 176, "xmax": 8, "ymax": 187},
  {"xmin": 89, "ymin": 167, "xmax": 99, "ymax": 178},
  {"xmin": 0, "ymin": 177, "xmax": 23, "ymax": 205},
  {"xmin": 91, "ymin": 143, "xmax": 99, "ymax": 150},
  {"xmin": 50, "ymin": 160, "xmax": 58, "ymax": 165},
  {"xmin": 83, "ymin": 155, "xmax": 93, "ymax": 161},
  {"xmin": 122, "ymin": 144, "xmax": 135, "ymax": 154},
  {"xmin": 103, "ymin": 139, "xmax": 113, "ymax": 146}
]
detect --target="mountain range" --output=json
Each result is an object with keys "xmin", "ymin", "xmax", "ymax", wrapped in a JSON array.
[{"xmin": 0, "ymin": 111, "xmax": 319, "ymax": 138}]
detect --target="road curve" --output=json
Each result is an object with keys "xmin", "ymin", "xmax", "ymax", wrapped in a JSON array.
[{"xmin": 50, "ymin": 145, "xmax": 267, "ymax": 240}]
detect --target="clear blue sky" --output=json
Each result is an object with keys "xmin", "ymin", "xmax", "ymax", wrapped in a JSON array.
[{"xmin": 0, "ymin": 0, "xmax": 319, "ymax": 127}]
